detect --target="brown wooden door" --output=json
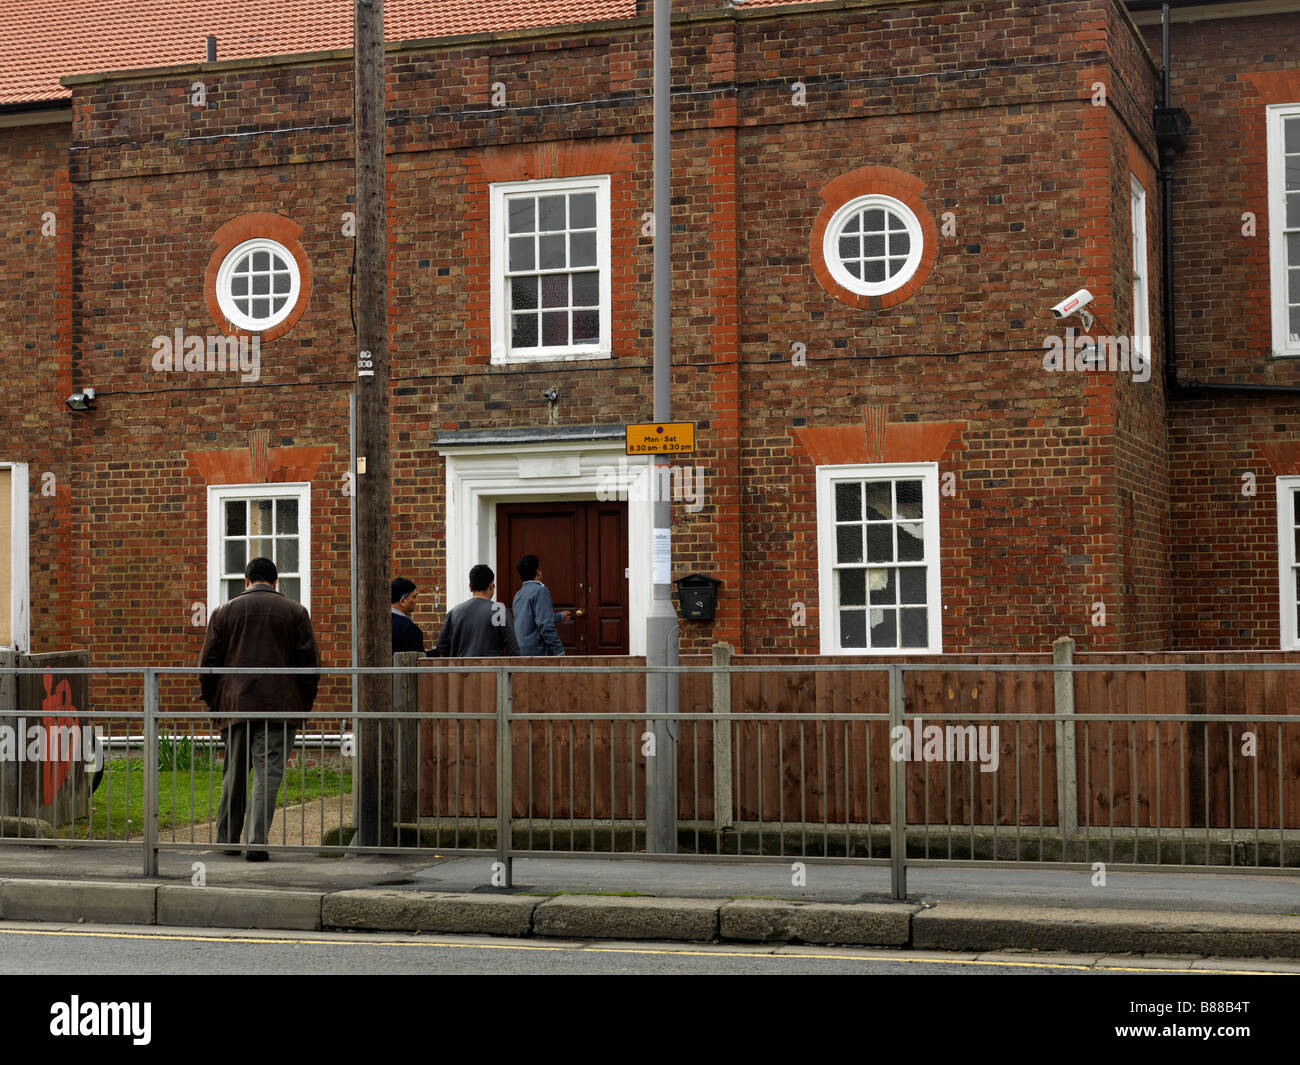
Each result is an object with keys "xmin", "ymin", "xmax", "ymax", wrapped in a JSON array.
[{"xmin": 496, "ymin": 500, "xmax": 629, "ymax": 654}]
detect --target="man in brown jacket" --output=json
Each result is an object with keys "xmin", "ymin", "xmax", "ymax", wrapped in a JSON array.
[{"xmin": 199, "ymin": 556, "xmax": 320, "ymax": 861}]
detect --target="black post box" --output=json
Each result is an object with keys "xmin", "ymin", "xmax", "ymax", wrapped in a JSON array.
[{"xmin": 674, "ymin": 573, "xmax": 721, "ymax": 621}]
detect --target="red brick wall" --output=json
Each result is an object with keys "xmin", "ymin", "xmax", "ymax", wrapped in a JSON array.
[{"xmin": 9, "ymin": 0, "xmax": 1251, "ymax": 722}]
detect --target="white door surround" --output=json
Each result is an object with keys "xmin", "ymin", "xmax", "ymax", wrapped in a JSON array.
[{"xmin": 436, "ymin": 434, "xmax": 652, "ymax": 654}]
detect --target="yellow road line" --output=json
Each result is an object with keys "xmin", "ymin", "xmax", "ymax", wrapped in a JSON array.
[{"xmin": 0, "ymin": 925, "xmax": 1285, "ymax": 974}]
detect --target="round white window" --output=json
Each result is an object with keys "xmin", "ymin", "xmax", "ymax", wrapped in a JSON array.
[
  {"xmin": 823, "ymin": 195, "xmax": 924, "ymax": 297},
  {"xmin": 215, "ymin": 238, "xmax": 301, "ymax": 332}
]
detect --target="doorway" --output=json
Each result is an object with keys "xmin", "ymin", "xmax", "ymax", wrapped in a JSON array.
[{"xmin": 496, "ymin": 500, "xmax": 629, "ymax": 655}]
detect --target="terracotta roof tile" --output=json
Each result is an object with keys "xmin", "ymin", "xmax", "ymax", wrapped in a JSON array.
[{"xmin": 0, "ymin": 0, "xmax": 638, "ymax": 106}]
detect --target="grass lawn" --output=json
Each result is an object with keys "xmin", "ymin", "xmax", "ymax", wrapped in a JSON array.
[{"xmin": 58, "ymin": 757, "xmax": 353, "ymax": 841}]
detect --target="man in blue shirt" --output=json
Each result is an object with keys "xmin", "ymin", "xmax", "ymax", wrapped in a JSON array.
[{"xmin": 511, "ymin": 554, "xmax": 570, "ymax": 656}]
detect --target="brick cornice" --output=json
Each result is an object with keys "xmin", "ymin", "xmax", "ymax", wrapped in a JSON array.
[{"xmin": 794, "ymin": 407, "xmax": 965, "ymax": 466}]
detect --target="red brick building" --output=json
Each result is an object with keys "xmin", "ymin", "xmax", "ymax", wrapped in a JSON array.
[{"xmin": 1, "ymin": 0, "xmax": 1298, "ymax": 702}]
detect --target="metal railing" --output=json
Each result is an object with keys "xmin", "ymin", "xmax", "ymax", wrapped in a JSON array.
[{"xmin": 1, "ymin": 661, "xmax": 1297, "ymax": 899}]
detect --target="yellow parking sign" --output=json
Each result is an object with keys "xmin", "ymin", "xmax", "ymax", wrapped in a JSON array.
[{"xmin": 626, "ymin": 422, "xmax": 696, "ymax": 455}]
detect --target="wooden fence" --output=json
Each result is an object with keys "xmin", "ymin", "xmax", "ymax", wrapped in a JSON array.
[{"xmin": 409, "ymin": 651, "xmax": 1300, "ymax": 831}]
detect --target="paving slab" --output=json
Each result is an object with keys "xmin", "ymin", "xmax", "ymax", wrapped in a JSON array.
[
  {"xmin": 913, "ymin": 902, "xmax": 1300, "ymax": 959},
  {"xmin": 533, "ymin": 895, "xmax": 720, "ymax": 941},
  {"xmin": 323, "ymin": 890, "xmax": 538, "ymax": 937},
  {"xmin": 156, "ymin": 885, "xmax": 322, "ymax": 931},
  {"xmin": 0, "ymin": 878, "xmax": 156, "ymax": 925},
  {"xmin": 720, "ymin": 898, "xmax": 915, "ymax": 945}
]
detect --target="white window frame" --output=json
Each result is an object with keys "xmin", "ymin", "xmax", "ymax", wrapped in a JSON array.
[
  {"xmin": 1267, "ymin": 102, "xmax": 1300, "ymax": 357},
  {"xmin": 816, "ymin": 462, "xmax": 942, "ymax": 655},
  {"xmin": 1278, "ymin": 476, "xmax": 1300, "ymax": 650},
  {"xmin": 489, "ymin": 175, "xmax": 612, "ymax": 364},
  {"xmin": 206, "ymin": 482, "xmax": 311, "ymax": 613},
  {"xmin": 1130, "ymin": 175, "xmax": 1151, "ymax": 362},
  {"xmin": 822, "ymin": 194, "xmax": 925, "ymax": 298},
  {"xmin": 215, "ymin": 237, "xmax": 301, "ymax": 334},
  {"xmin": 0, "ymin": 462, "xmax": 29, "ymax": 652}
]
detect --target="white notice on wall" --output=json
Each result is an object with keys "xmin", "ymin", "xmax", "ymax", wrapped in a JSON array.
[{"xmin": 653, "ymin": 528, "xmax": 672, "ymax": 585}]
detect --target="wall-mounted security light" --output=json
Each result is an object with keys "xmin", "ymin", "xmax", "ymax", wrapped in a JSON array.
[{"xmin": 66, "ymin": 388, "xmax": 96, "ymax": 412}]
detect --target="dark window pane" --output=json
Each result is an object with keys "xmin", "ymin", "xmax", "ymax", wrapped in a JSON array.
[
  {"xmin": 896, "ymin": 480, "xmax": 923, "ymax": 519},
  {"xmin": 508, "ymin": 197, "xmax": 535, "ymax": 234},
  {"xmin": 570, "ymin": 192, "xmax": 597, "ymax": 229},
  {"xmin": 511, "ymin": 276, "xmax": 538, "ymax": 310},
  {"xmin": 838, "ymin": 236, "xmax": 859, "ymax": 260},
  {"xmin": 570, "ymin": 231, "xmax": 597, "ymax": 267},
  {"xmin": 897, "ymin": 522, "xmax": 925, "ymax": 562},
  {"xmin": 230, "ymin": 276, "xmax": 248, "ymax": 296},
  {"xmin": 509, "ymin": 236, "xmax": 535, "ymax": 272},
  {"xmin": 539, "ymin": 234, "xmax": 566, "ymax": 269},
  {"xmin": 278, "ymin": 538, "xmax": 299, "ymax": 572},
  {"xmin": 235, "ymin": 299, "xmax": 250, "ymax": 315},
  {"xmin": 888, "ymin": 212, "xmax": 908, "ymax": 232},
  {"xmin": 864, "ymin": 233, "xmax": 886, "ymax": 258},
  {"xmin": 864, "ymin": 260, "xmax": 887, "ymax": 284},
  {"xmin": 892, "ymin": 231, "xmax": 911, "ymax": 256},
  {"xmin": 252, "ymin": 298, "xmax": 269, "ymax": 318},
  {"xmin": 225, "ymin": 578, "xmax": 243, "ymax": 602},
  {"xmin": 572, "ymin": 310, "xmax": 599, "ymax": 342},
  {"xmin": 278, "ymin": 577, "xmax": 301, "ymax": 603},
  {"xmin": 512, "ymin": 313, "xmax": 538, "ymax": 347},
  {"xmin": 840, "ymin": 610, "xmax": 867, "ymax": 648},
  {"xmin": 836, "ymin": 525, "xmax": 863, "ymax": 564},
  {"xmin": 838, "ymin": 569, "xmax": 866, "ymax": 607},
  {"xmin": 224, "ymin": 540, "xmax": 246, "ymax": 573},
  {"xmin": 572, "ymin": 271, "xmax": 599, "ymax": 306},
  {"xmin": 869, "ymin": 609, "xmax": 897, "ymax": 648},
  {"xmin": 899, "ymin": 567, "xmax": 927, "ymax": 605},
  {"xmin": 887, "ymin": 257, "xmax": 908, "ymax": 277},
  {"xmin": 862, "ymin": 209, "xmax": 885, "ymax": 233},
  {"xmin": 542, "ymin": 274, "xmax": 568, "ymax": 308},
  {"xmin": 866, "ymin": 482, "xmax": 891, "ymax": 520},
  {"xmin": 1287, "ymin": 191, "xmax": 1300, "ymax": 229},
  {"xmin": 899, "ymin": 608, "xmax": 927, "ymax": 648},
  {"xmin": 272, "ymin": 297, "xmax": 288, "ymax": 313},
  {"xmin": 539, "ymin": 195, "xmax": 566, "ymax": 231},
  {"xmin": 273, "ymin": 273, "xmax": 291, "ymax": 294},
  {"xmin": 841, "ymin": 212, "xmax": 861, "ymax": 234},
  {"xmin": 866, "ymin": 524, "xmax": 893, "ymax": 563},
  {"xmin": 252, "ymin": 251, "xmax": 269, "ymax": 271},
  {"xmin": 276, "ymin": 498, "xmax": 298, "ymax": 534},
  {"xmin": 868, "ymin": 567, "xmax": 896, "ymax": 605},
  {"xmin": 845, "ymin": 261, "xmax": 862, "ymax": 279},
  {"xmin": 835, "ymin": 482, "xmax": 861, "ymax": 522},
  {"xmin": 542, "ymin": 310, "xmax": 568, "ymax": 346},
  {"xmin": 252, "ymin": 275, "xmax": 270, "ymax": 295},
  {"xmin": 1286, "ymin": 117, "xmax": 1300, "ymax": 156}
]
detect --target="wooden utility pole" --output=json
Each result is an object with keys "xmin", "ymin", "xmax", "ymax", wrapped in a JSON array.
[{"xmin": 354, "ymin": 0, "xmax": 394, "ymax": 847}]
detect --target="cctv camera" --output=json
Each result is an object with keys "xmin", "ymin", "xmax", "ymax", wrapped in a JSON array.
[
  {"xmin": 66, "ymin": 387, "xmax": 96, "ymax": 412},
  {"xmin": 1051, "ymin": 289, "xmax": 1094, "ymax": 320},
  {"xmin": 542, "ymin": 387, "xmax": 559, "ymax": 402}
]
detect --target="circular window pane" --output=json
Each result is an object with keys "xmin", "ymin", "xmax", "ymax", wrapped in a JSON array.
[
  {"xmin": 823, "ymin": 195, "xmax": 924, "ymax": 298},
  {"xmin": 216, "ymin": 238, "xmax": 301, "ymax": 332}
]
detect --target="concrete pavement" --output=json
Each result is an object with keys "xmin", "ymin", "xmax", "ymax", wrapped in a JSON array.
[{"xmin": 0, "ymin": 844, "xmax": 1296, "ymax": 959}]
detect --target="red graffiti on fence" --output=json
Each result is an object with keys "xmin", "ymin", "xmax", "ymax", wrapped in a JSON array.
[{"xmin": 41, "ymin": 672, "xmax": 78, "ymax": 805}]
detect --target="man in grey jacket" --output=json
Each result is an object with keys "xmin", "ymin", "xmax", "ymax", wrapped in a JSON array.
[
  {"xmin": 430, "ymin": 564, "xmax": 520, "ymax": 658},
  {"xmin": 512, "ymin": 554, "xmax": 570, "ymax": 656}
]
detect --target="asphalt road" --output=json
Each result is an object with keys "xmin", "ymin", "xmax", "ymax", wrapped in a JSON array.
[{"xmin": 1, "ymin": 922, "xmax": 1294, "ymax": 976}]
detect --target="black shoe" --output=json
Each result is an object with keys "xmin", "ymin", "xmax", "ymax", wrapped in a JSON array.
[{"xmin": 245, "ymin": 850, "xmax": 269, "ymax": 862}]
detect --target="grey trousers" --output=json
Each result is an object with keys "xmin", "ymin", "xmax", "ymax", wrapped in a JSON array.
[{"xmin": 216, "ymin": 721, "xmax": 296, "ymax": 847}]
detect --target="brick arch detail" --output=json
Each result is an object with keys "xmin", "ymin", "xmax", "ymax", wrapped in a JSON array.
[
  {"xmin": 204, "ymin": 213, "xmax": 312, "ymax": 342},
  {"xmin": 810, "ymin": 165, "xmax": 939, "ymax": 311}
]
